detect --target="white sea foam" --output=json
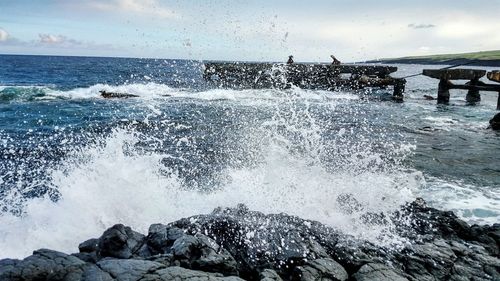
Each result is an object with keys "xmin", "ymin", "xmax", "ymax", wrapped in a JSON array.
[
  {"xmin": 421, "ymin": 116, "xmax": 456, "ymax": 131},
  {"xmin": 417, "ymin": 177, "xmax": 500, "ymax": 225},
  {"xmin": 0, "ymin": 85, "xmax": 50, "ymax": 90},
  {"xmin": 1, "ymin": 83, "xmax": 360, "ymax": 105},
  {"xmin": 43, "ymin": 83, "xmax": 359, "ymax": 102},
  {"xmin": 46, "ymin": 83, "xmax": 177, "ymax": 99},
  {"xmin": 0, "ymin": 129, "xmax": 416, "ymax": 259}
]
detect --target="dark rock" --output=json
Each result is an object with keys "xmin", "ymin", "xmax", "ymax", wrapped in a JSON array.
[
  {"xmin": 0, "ymin": 259, "xmax": 20, "ymax": 279},
  {"xmin": 79, "ymin": 238, "xmax": 99, "ymax": 253},
  {"xmin": 75, "ymin": 238, "xmax": 100, "ymax": 262},
  {"xmin": 171, "ymin": 233, "xmax": 239, "ymax": 276},
  {"xmin": 292, "ymin": 258, "xmax": 348, "ymax": 281},
  {"xmin": 72, "ymin": 252, "xmax": 98, "ymax": 263},
  {"xmin": 402, "ymin": 239, "xmax": 456, "ymax": 280},
  {"xmin": 147, "ymin": 224, "xmax": 185, "ymax": 255},
  {"xmin": 490, "ymin": 113, "xmax": 500, "ymax": 130},
  {"xmin": 145, "ymin": 253, "xmax": 175, "ymax": 267},
  {"xmin": 171, "ymin": 202, "xmax": 500, "ymax": 280},
  {"xmin": 96, "ymin": 259, "xmax": 165, "ymax": 280},
  {"xmin": 171, "ymin": 204, "xmax": 367, "ymax": 279},
  {"xmin": 98, "ymin": 224, "xmax": 145, "ymax": 259},
  {"xmin": 139, "ymin": 266, "xmax": 244, "ymax": 280},
  {"xmin": 81, "ymin": 264, "xmax": 114, "ymax": 281},
  {"xmin": 260, "ymin": 269, "xmax": 283, "ymax": 281},
  {"xmin": 100, "ymin": 90, "xmax": 139, "ymax": 99},
  {"xmin": 171, "ymin": 235, "xmax": 199, "ymax": 261},
  {"xmin": 352, "ymin": 263, "xmax": 408, "ymax": 281},
  {"xmin": 394, "ymin": 200, "xmax": 499, "ymax": 255},
  {"xmin": 1, "ymin": 199, "xmax": 499, "ymax": 281},
  {"xmin": 0, "ymin": 249, "xmax": 88, "ymax": 281}
]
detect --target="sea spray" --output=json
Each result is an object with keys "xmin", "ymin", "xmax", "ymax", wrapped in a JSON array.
[{"xmin": 0, "ymin": 87, "xmax": 421, "ymax": 259}]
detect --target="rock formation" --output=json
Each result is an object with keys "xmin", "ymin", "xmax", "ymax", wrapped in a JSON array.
[
  {"xmin": 100, "ymin": 90, "xmax": 139, "ymax": 99},
  {"xmin": 1, "ymin": 199, "xmax": 499, "ymax": 280}
]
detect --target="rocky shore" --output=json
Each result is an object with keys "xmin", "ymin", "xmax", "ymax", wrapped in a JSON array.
[{"xmin": 1, "ymin": 199, "xmax": 499, "ymax": 281}]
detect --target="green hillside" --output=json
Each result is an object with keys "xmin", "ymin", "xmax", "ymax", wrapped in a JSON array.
[
  {"xmin": 397, "ymin": 50, "xmax": 500, "ymax": 61},
  {"xmin": 372, "ymin": 50, "xmax": 500, "ymax": 66}
]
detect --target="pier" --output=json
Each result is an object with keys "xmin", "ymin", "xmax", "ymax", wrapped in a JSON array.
[
  {"xmin": 203, "ymin": 62, "xmax": 500, "ymax": 127},
  {"xmin": 203, "ymin": 62, "xmax": 406, "ymax": 100},
  {"xmin": 422, "ymin": 69, "xmax": 500, "ymax": 109}
]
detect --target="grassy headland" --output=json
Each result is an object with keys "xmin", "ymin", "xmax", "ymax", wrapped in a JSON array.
[{"xmin": 371, "ymin": 50, "xmax": 500, "ymax": 67}]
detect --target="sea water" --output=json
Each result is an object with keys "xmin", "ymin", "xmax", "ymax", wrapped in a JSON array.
[{"xmin": 0, "ymin": 54, "xmax": 498, "ymax": 258}]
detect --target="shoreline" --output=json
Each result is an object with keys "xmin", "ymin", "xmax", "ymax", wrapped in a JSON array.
[{"xmin": 1, "ymin": 199, "xmax": 499, "ymax": 281}]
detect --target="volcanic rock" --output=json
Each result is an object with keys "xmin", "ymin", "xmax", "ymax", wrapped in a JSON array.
[
  {"xmin": 0, "ymin": 199, "xmax": 499, "ymax": 281},
  {"xmin": 100, "ymin": 90, "xmax": 139, "ymax": 99}
]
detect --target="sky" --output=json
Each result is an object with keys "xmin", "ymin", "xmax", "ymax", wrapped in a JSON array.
[{"xmin": 0, "ymin": 0, "xmax": 499, "ymax": 62}]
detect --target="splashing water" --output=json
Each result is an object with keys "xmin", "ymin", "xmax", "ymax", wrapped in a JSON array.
[
  {"xmin": 2, "ymin": 58, "xmax": 499, "ymax": 260},
  {"xmin": 0, "ymin": 85, "xmax": 422, "ymax": 258}
]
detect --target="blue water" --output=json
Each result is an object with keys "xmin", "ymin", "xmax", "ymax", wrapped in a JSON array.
[
  {"xmin": 0, "ymin": 54, "xmax": 498, "ymax": 258},
  {"xmin": 0, "ymin": 55, "xmax": 205, "ymax": 90}
]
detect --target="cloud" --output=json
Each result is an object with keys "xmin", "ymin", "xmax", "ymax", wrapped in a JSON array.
[
  {"xmin": 39, "ymin": 34, "xmax": 66, "ymax": 44},
  {"xmin": 36, "ymin": 33, "xmax": 114, "ymax": 50},
  {"xmin": 435, "ymin": 13, "xmax": 498, "ymax": 40},
  {"xmin": 408, "ymin": 23, "xmax": 436, "ymax": 29},
  {"xmin": 88, "ymin": 0, "xmax": 177, "ymax": 19},
  {"xmin": 0, "ymin": 28, "xmax": 9, "ymax": 41},
  {"xmin": 0, "ymin": 28, "xmax": 23, "ymax": 46},
  {"xmin": 0, "ymin": 31, "xmax": 116, "ymax": 54}
]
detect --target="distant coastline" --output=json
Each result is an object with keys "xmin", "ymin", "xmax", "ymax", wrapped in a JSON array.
[{"xmin": 368, "ymin": 50, "xmax": 500, "ymax": 67}]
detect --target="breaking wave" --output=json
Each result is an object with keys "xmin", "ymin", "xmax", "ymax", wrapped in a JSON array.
[
  {"xmin": 0, "ymin": 83, "xmax": 360, "ymax": 103},
  {"xmin": 0, "ymin": 86, "xmax": 420, "ymax": 259}
]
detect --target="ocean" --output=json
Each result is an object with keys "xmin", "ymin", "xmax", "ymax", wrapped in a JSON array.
[{"xmin": 0, "ymin": 54, "xmax": 498, "ymax": 258}]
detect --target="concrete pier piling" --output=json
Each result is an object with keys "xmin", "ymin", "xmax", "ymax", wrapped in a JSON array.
[
  {"xmin": 437, "ymin": 78, "xmax": 451, "ymax": 104},
  {"xmin": 392, "ymin": 78, "xmax": 406, "ymax": 101},
  {"xmin": 423, "ymin": 69, "xmax": 500, "ymax": 109},
  {"xmin": 466, "ymin": 77, "xmax": 482, "ymax": 104},
  {"xmin": 487, "ymin": 71, "xmax": 500, "ymax": 110}
]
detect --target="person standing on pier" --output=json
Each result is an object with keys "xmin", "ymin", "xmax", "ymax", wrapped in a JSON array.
[
  {"xmin": 287, "ymin": 55, "xmax": 294, "ymax": 64},
  {"xmin": 331, "ymin": 55, "xmax": 341, "ymax": 65}
]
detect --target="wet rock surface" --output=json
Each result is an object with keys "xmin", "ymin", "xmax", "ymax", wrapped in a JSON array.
[
  {"xmin": 1, "ymin": 199, "xmax": 499, "ymax": 281},
  {"xmin": 490, "ymin": 113, "xmax": 500, "ymax": 130},
  {"xmin": 99, "ymin": 90, "xmax": 139, "ymax": 99}
]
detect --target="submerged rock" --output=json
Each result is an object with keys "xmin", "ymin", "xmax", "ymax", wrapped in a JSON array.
[
  {"xmin": 100, "ymin": 90, "xmax": 139, "ymax": 99},
  {"xmin": 490, "ymin": 113, "xmax": 500, "ymax": 130},
  {"xmin": 0, "ymin": 199, "xmax": 499, "ymax": 281}
]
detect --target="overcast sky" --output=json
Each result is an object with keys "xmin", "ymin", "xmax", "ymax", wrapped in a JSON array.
[{"xmin": 0, "ymin": 0, "xmax": 499, "ymax": 62}]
